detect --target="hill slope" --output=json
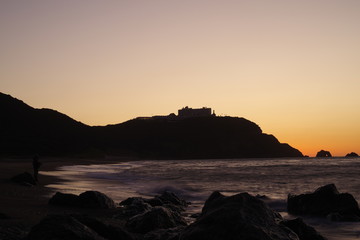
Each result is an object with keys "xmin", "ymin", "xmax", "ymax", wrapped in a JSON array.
[
  {"xmin": 0, "ymin": 93, "xmax": 91, "ymax": 155},
  {"xmin": 0, "ymin": 92, "xmax": 303, "ymax": 158},
  {"xmin": 97, "ymin": 117, "xmax": 303, "ymax": 158}
]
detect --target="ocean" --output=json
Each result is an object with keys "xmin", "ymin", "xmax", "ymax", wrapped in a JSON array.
[{"xmin": 43, "ymin": 157, "xmax": 360, "ymax": 240}]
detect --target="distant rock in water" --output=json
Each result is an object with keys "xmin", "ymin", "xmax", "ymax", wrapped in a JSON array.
[
  {"xmin": 287, "ymin": 184, "xmax": 360, "ymax": 221},
  {"xmin": 316, "ymin": 150, "xmax": 332, "ymax": 157},
  {"xmin": 345, "ymin": 152, "xmax": 359, "ymax": 157},
  {"xmin": 0, "ymin": 92, "xmax": 303, "ymax": 158}
]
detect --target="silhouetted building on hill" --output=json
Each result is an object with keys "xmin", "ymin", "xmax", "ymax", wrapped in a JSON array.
[
  {"xmin": 178, "ymin": 106, "xmax": 214, "ymax": 118},
  {"xmin": 135, "ymin": 107, "xmax": 214, "ymax": 120}
]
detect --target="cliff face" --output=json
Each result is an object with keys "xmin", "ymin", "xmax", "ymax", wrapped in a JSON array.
[{"xmin": 0, "ymin": 92, "xmax": 303, "ymax": 158}]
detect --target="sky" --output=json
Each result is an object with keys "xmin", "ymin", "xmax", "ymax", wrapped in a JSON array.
[{"xmin": 1, "ymin": 0, "xmax": 360, "ymax": 157}]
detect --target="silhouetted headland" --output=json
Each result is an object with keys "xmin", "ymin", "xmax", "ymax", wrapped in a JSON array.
[{"xmin": 0, "ymin": 92, "xmax": 303, "ymax": 158}]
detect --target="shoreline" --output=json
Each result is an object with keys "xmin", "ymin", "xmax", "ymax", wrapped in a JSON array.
[
  {"xmin": 0, "ymin": 158, "xmax": 64, "ymax": 229},
  {"xmin": 1, "ymin": 157, "xmax": 360, "ymax": 240},
  {"xmin": 0, "ymin": 157, "xmax": 122, "ymax": 230}
]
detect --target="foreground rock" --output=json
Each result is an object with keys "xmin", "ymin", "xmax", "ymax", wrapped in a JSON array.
[
  {"xmin": 121, "ymin": 191, "xmax": 188, "ymax": 208},
  {"xmin": 316, "ymin": 150, "xmax": 332, "ymax": 157},
  {"xmin": 79, "ymin": 191, "xmax": 116, "ymax": 209},
  {"xmin": 49, "ymin": 192, "xmax": 80, "ymax": 207},
  {"xmin": 288, "ymin": 184, "xmax": 360, "ymax": 221},
  {"xmin": 281, "ymin": 218, "xmax": 326, "ymax": 240},
  {"xmin": 118, "ymin": 197, "xmax": 153, "ymax": 217},
  {"xmin": 49, "ymin": 191, "xmax": 116, "ymax": 209},
  {"xmin": 0, "ymin": 213, "xmax": 10, "ymax": 219},
  {"xmin": 127, "ymin": 206, "xmax": 187, "ymax": 234},
  {"xmin": 144, "ymin": 227, "xmax": 186, "ymax": 240},
  {"xmin": 28, "ymin": 190, "xmax": 328, "ymax": 240},
  {"xmin": 72, "ymin": 215, "xmax": 134, "ymax": 240},
  {"xmin": 180, "ymin": 191, "xmax": 300, "ymax": 240},
  {"xmin": 27, "ymin": 215, "xmax": 134, "ymax": 240},
  {"xmin": 157, "ymin": 191, "xmax": 189, "ymax": 208},
  {"xmin": 38, "ymin": 191, "xmax": 189, "ymax": 240},
  {"xmin": 11, "ymin": 172, "xmax": 36, "ymax": 186},
  {"xmin": 28, "ymin": 215, "xmax": 106, "ymax": 240},
  {"xmin": 119, "ymin": 191, "xmax": 189, "ymax": 218},
  {"xmin": 0, "ymin": 225, "xmax": 27, "ymax": 240}
]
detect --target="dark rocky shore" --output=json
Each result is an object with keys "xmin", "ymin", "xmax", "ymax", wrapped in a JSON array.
[
  {"xmin": 6, "ymin": 185, "xmax": 359, "ymax": 240},
  {"xmin": 3, "ymin": 166, "xmax": 360, "ymax": 240},
  {"xmin": 30, "ymin": 189, "xmax": 331, "ymax": 240}
]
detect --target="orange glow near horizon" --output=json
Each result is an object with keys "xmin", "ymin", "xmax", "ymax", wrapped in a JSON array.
[{"xmin": 1, "ymin": 1, "xmax": 359, "ymax": 157}]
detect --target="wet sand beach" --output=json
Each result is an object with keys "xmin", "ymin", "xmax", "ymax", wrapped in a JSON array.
[
  {"xmin": 0, "ymin": 158, "xmax": 60, "ymax": 227},
  {"xmin": 0, "ymin": 157, "xmax": 118, "ymax": 231}
]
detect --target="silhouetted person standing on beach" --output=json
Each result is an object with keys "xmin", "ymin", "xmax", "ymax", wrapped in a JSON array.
[{"xmin": 32, "ymin": 155, "xmax": 41, "ymax": 182}]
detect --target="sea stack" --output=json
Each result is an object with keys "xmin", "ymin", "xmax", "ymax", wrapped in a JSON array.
[{"xmin": 316, "ymin": 150, "xmax": 332, "ymax": 157}]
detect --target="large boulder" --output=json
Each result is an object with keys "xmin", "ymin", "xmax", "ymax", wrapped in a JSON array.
[
  {"xmin": 78, "ymin": 191, "xmax": 116, "ymax": 209},
  {"xmin": 27, "ymin": 215, "xmax": 106, "ymax": 240},
  {"xmin": 28, "ymin": 215, "xmax": 135, "ymax": 240},
  {"xmin": 157, "ymin": 191, "xmax": 189, "ymax": 207},
  {"xmin": 121, "ymin": 191, "xmax": 188, "ymax": 208},
  {"xmin": 0, "ymin": 225, "xmax": 27, "ymax": 240},
  {"xmin": 118, "ymin": 197, "xmax": 153, "ymax": 218},
  {"xmin": 120, "ymin": 197, "xmax": 147, "ymax": 206},
  {"xmin": 119, "ymin": 191, "xmax": 188, "ymax": 217},
  {"xmin": 49, "ymin": 192, "xmax": 80, "ymax": 207},
  {"xmin": 144, "ymin": 226, "xmax": 186, "ymax": 240},
  {"xmin": 180, "ymin": 191, "xmax": 299, "ymax": 240},
  {"xmin": 316, "ymin": 150, "xmax": 332, "ymax": 157},
  {"xmin": 126, "ymin": 206, "xmax": 187, "ymax": 234},
  {"xmin": 48, "ymin": 191, "xmax": 116, "ymax": 209},
  {"xmin": 287, "ymin": 184, "xmax": 360, "ymax": 221},
  {"xmin": 281, "ymin": 218, "xmax": 326, "ymax": 240},
  {"xmin": 0, "ymin": 213, "xmax": 10, "ymax": 219},
  {"xmin": 74, "ymin": 215, "xmax": 135, "ymax": 240},
  {"xmin": 11, "ymin": 172, "xmax": 36, "ymax": 186}
]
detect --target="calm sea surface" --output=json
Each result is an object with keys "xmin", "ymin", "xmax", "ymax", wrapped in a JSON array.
[{"xmin": 43, "ymin": 158, "xmax": 360, "ymax": 240}]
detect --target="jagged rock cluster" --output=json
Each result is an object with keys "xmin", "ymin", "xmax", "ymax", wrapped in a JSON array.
[
  {"xmin": 4, "ymin": 177, "xmax": 360, "ymax": 240},
  {"xmin": 288, "ymin": 184, "xmax": 360, "ymax": 221},
  {"xmin": 49, "ymin": 191, "xmax": 116, "ymax": 209},
  {"xmin": 24, "ymin": 189, "xmax": 331, "ymax": 240}
]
